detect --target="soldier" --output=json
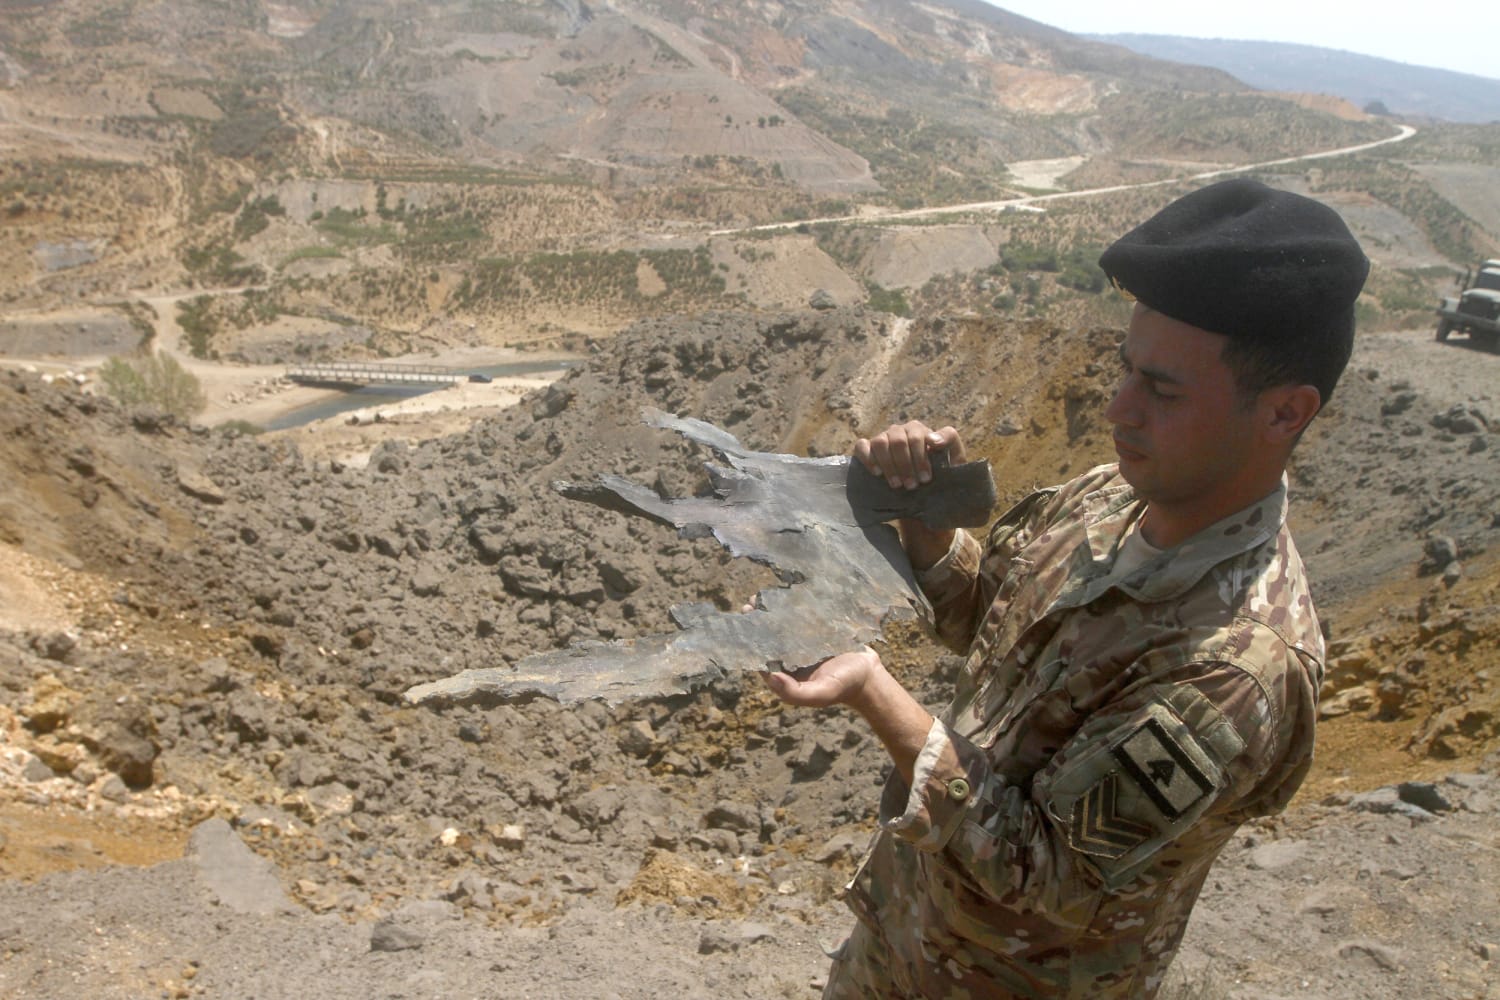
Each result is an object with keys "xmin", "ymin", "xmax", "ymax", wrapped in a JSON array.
[{"xmin": 763, "ymin": 178, "xmax": 1370, "ymax": 998}]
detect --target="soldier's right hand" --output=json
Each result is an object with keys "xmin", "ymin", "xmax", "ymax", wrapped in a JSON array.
[
  {"xmin": 854, "ymin": 421, "xmax": 965, "ymax": 570},
  {"xmin": 854, "ymin": 421, "xmax": 965, "ymax": 491}
]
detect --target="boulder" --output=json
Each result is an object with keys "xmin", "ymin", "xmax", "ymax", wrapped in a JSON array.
[
  {"xmin": 175, "ymin": 464, "xmax": 225, "ymax": 503},
  {"xmin": 808, "ymin": 289, "xmax": 838, "ymax": 310},
  {"xmin": 83, "ymin": 701, "xmax": 159, "ymax": 788},
  {"xmin": 703, "ymin": 801, "xmax": 760, "ymax": 835},
  {"xmin": 225, "ymin": 690, "xmax": 271, "ymax": 744},
  {"xmin": 22, "ymin": 674, "xmax": 77, "ymax": 733},
  {"xmin": 22, "ymin": 756, "xmax": 55, "ymax": 783},
  {"xmin": 30, "ymin": 631, "xmax": 77, "ymax": 663},
  {"xmin": 617, "ymin": 719, "xmax": 657, "ymax": 757},
  {"xmin": 369, "ymin": 920, "xmax": 424, "ymax": 953},
  {"xmin": 699, "ymin": 921, "xmax": 776, "ymax": 954}
]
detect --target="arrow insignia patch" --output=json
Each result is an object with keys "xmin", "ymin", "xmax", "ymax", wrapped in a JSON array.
[{"xmin": 1049, "ymin": 696, "xmax": 1235, "ymax": 885}]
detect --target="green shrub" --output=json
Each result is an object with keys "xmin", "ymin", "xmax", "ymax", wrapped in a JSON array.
[
  {"xmin": 1058, "ymin": 261, "xmax": 1105, "ymax": 294},
  {"xmin": 316, "ymin": 207, "xmax": 396, "ymax": 246},
  {"xmin": 454, "ymin": 246, "xmax": 724, "ymax": 309},
  {"xmin": 176, "ymin": 297, "xmax": 218, "ymax": 358},
  {"xmin": 1371, "ymin": 268, "xmax": 1443, "ymax": 315},
  {"xmin": 1001, "ymin": 244, "xmax": 1060, "ymax": 272},
  {"xmin": 865, "ymin": 283, "xmax": 910, "ymax": 317},
  {"xmin": 233, "ymin": 194, "xmax": 286, "ymax": 240},
  {"xmin": 98, "ymin": 351, "xmax": 206, "ymax": 419},
  {"xmin": 280, "ymin": 246, "xmax": 344, "ymax": 269},
  {"xmin": 181, "ymin": 243, "xmax": 261, "ymax": 285}
]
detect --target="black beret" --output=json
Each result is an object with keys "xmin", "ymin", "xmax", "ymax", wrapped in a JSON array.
[{"xmin": 1098, "ymin": 178, "xmax": 1369, "ymax": 341}]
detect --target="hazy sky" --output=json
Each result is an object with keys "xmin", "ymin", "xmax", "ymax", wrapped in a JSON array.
[{"xmin": 988, "ymin": 1, "xmax": 1500, "ymax": 82}]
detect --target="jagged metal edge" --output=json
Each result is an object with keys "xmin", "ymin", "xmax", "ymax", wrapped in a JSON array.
[{"xmin": 407, "ymin": 410, "xmax": 992, "ymax": 707}]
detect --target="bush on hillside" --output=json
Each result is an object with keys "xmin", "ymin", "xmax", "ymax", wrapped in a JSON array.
[{"xmin": 97, "ymin": 351, "xmax": 206, "ymax": 420}]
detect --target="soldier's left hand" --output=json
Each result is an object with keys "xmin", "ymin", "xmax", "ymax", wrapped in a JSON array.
[{"xmin": 761, "ymin": 647, "xmax": 883, "ymax": 709}]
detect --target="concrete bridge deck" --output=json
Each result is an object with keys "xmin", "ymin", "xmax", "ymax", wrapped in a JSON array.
[{"xmin": 284, "ymin": 362, "xmax": 477, "ymax": 388}]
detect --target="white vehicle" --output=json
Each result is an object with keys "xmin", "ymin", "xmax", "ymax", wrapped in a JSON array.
[{"xmin": 1436, "ymin": 264, "xmax": 1500, "ymax": 350}]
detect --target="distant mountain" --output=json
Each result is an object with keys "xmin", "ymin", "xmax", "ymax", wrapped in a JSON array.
[
  {"xmin": 0, "ymin": 0, "xmax": 1410, "ymax": 332},
  {"xmin": 4, "ymin": 0, "xmax": 1391, "ymax": 206},
  {"xmin": 1089, "ymin": 35, "xmax": 1500, "ymax": 124}
]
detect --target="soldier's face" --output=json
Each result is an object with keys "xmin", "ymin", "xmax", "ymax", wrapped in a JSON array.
[{"xmin": 1105, "ymin": 305, "xmax": 1266, "ymax": 534}]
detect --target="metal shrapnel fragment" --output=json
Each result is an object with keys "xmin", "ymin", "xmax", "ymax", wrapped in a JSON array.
[{"xmin": 406, "ymin": 409, "xmax": 996, "ymax": 706}]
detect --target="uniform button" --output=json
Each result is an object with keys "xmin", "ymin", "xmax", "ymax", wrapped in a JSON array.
[{"xmin": 947, "ymin": 778, "xmax": 970, "ymax": 802}]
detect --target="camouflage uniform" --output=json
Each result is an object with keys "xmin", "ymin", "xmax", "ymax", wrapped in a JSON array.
[{"xmin": 828, "ymin": 464, "xmax": 1323, "ymax": 998}]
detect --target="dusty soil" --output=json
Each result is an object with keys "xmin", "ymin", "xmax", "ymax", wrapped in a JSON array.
[
  {"xmin": 0, "ymin": 308, "xmax": 1496, "ymax": 999},
  {"xmin": 1006, "ymin": 156, "xmax": 1089, "ymax": 191},
  {"xmin": 0, "ymin": 4, "xmax": 1490, "ymax": 992}
]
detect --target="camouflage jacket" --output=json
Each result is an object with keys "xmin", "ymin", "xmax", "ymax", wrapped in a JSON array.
[{"xmin": 840, "ymin": 465, "xmax": 1323, "ymax": 998}]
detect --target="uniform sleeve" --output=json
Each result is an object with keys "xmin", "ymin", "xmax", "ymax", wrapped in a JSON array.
[
  {"xmin": 914, "ymin": 529, "xmax": 984, "ymax": 652},
  {"xmin": 915, "ymin": 487, "xmax": 1059, "ymax": 653},
  {"xmin": 878, "ymin": 650, "xmax": 1316, "ymax": 911}
]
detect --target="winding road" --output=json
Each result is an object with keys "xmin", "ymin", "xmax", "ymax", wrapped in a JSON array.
[
  {"xmin": 1, "ymin": 121, "xmax": 1423, "ymax": 420},
  {"xmin": 713, "ymin": 124, "xmax": 1419, "ymax": 236}
]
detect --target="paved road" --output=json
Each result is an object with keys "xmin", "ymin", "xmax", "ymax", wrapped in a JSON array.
[{"xmin": 714, "ymin": 124, "xmax": 1419, "ymax": 236}]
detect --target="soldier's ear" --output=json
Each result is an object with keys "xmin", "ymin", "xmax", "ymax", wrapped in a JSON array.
[{"xmin": 1261, "ymin": 384, "xmax": 1321, "ymax": 444}]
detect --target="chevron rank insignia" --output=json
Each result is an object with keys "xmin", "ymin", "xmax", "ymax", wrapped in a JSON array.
[
  {"xmin": 1112, "ymin": 716, "xmax": 1214, "ymax": 820},
  {"xmin": 1069, "ymin": 772, "xmax": 1155, "ymax": 860}
]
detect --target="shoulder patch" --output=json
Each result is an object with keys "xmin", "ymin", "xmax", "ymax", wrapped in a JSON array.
[
  {"xmin": 1046, "ymin": 696, "xmax": 1236, "ymax": 887},
  {"xmin": 1070, "ymin": 772, "xmax": 1154, "ymax": 861},
  {"xmin": 1111, "ymin": 715, "xmax": 1214, "ymax": 820}
]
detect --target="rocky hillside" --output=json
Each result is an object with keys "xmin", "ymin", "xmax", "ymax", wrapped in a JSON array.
[
  {"xmin": 1, "ymin": 0, "xmax": 1420, "ymax": 350},
  {"xmin": 0, "ymin": 305, "xmax": 1497, "ymax": 997},
  {"xmin": 2, "ymin": 5, "xmax": 1499, "ymax": 997}
]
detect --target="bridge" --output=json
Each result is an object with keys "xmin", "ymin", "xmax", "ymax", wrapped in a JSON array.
[{"xmin": 284, "ymin": 362, "xmax": 480, "ymax": 388}]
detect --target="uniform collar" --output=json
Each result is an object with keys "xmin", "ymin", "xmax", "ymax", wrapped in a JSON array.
[{"xmin": 1062, "ymin": 467, "xmax": 1287, "ymax": 607}]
